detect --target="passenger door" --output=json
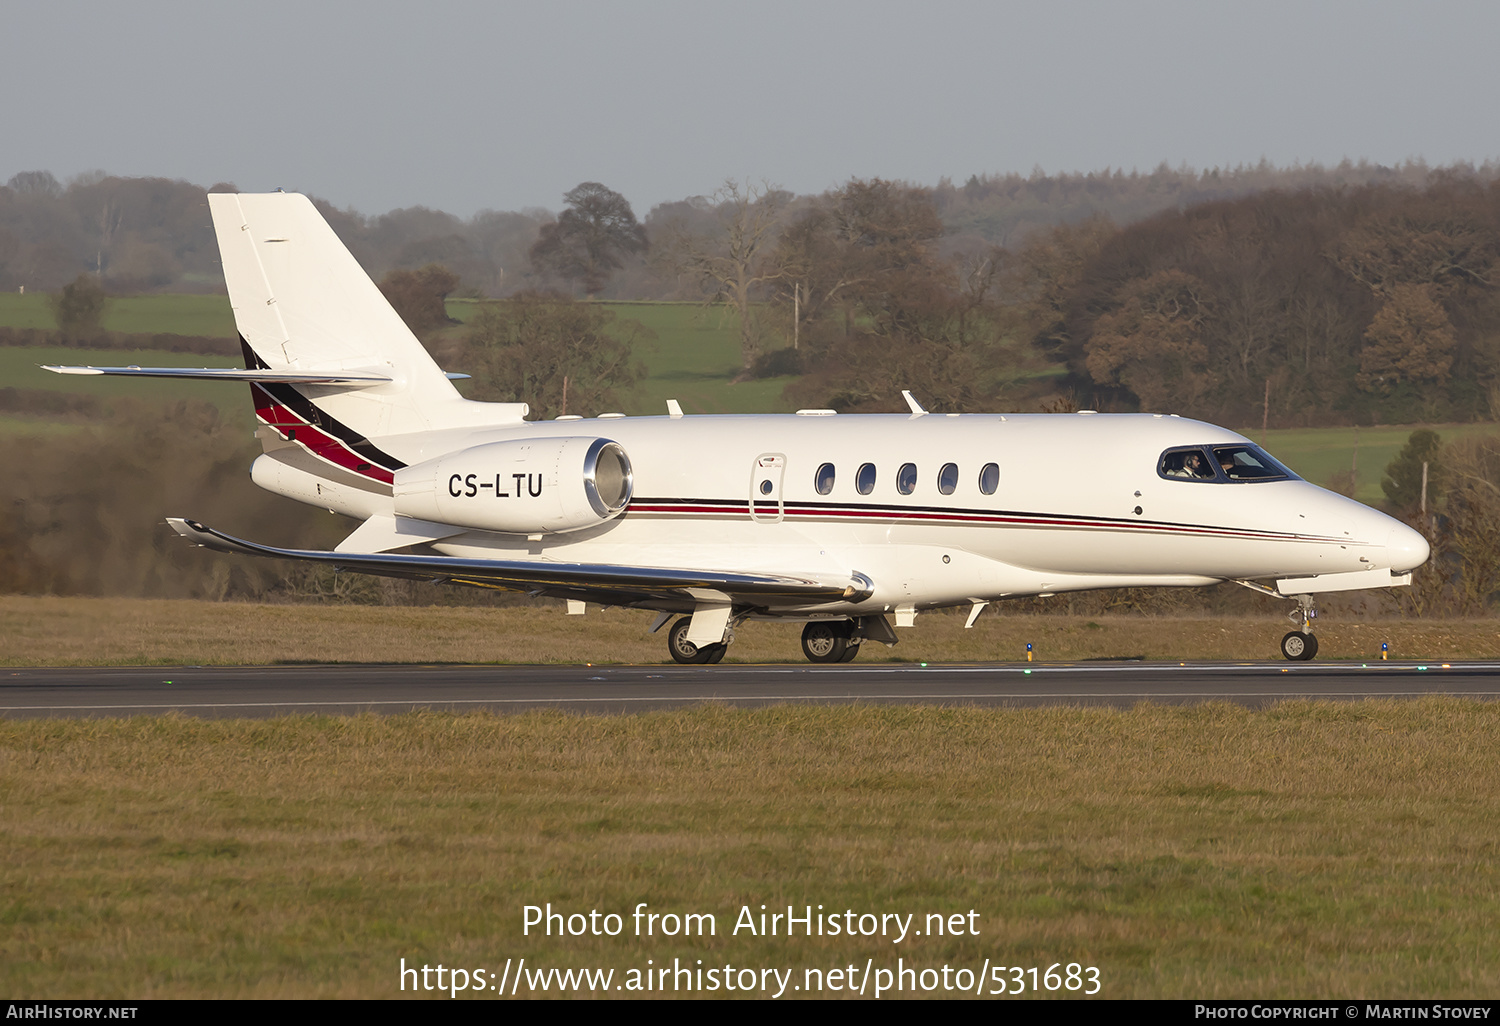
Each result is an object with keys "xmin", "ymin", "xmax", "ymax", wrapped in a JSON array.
[{"xmin": 750, "ymin": 453, "xmax": 786, "ymax": 522}]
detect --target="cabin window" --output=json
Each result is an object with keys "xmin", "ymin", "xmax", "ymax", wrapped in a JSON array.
[
  {"xmin": 759, "ymin": 479, "xmax": 774, "ymax": 494},
  {"xmin": 897, "ymin": 463, "xmax": 918, "ymax": 495},
  {"xmin": 937, "ymin": 462, "xmax": 959, "ymax": 495},
  {"xmin": 815, "ymin": 463, "xmax": 836, "ymax": 495},
  {"xmin": 856, "ymin": 463, "xmax": 877, "ymax": 495},
  {"xmin": 979, "ymin": 462, "xmax": 999, "ymax": 495}
]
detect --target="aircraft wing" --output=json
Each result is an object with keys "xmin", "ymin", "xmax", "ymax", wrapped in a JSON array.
[{"xmin": 168, "ymin": 519, "xmax": 872, "ymax": 609}]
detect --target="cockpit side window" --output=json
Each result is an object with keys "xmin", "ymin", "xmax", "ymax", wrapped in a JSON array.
[
  {"xmin": 1159, "ymin": 447, "xmax": 1218, "ymax": 481},
  {"xmin": 1159, "ymin": 444, "xmax": 1298, "ymax": 483}
]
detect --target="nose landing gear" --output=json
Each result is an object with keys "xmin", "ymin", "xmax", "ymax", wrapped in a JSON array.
[{"xmin": 1280, "ymin": 594, "xmax": 1319, "ymax": 662}]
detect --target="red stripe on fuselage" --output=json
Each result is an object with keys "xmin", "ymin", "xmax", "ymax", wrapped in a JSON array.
[
  {"xmin": 251, "ymin": 386, "xmax": 395, "ymax": 485},
  {"xmin": 626, "ymin": 498, "xmax": 1338, "ymax": 544}
]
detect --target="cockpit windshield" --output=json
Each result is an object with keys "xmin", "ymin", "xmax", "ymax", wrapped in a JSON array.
[{"xmin": 1159, "ymin": 444, "xmax": 1297, "ymax": 483}]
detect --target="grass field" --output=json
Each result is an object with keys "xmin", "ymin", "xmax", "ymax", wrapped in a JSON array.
[
  {"xmin": 4, "ymin": 596, "xmax": 1499, "ymax": 666},
  {"xmin": 2, "ymin": 699, "xmax": 1498, "ymax": 997},
  {"xmin": 0, "ymin": 292, "xmax": 236, "ymax": 336},
  {"xmin": 0, "ymin": 345, "xmax": 248, "ymax": 427},
  {"xmin": 446, "ymin": 299, "xmax": 799, "ymax": 415},
  {"xmin": 1259, "ymin": 423, "xmax": 1500, "ymax": 505}
]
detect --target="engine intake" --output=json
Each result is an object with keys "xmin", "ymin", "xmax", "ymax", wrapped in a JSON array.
[{"xmin": 393, "ymin": 436, "xmax": 632, "ymax": 535}]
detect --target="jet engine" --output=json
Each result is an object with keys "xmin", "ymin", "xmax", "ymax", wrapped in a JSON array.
[{"xmin": 393, "ymin": 436, "xmax": 632, "ymax": 535}]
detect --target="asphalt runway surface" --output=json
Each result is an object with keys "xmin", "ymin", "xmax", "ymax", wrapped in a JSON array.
[{"xmin": 3, "ymin": 660, "xmax": 1499, "ymax": 718}]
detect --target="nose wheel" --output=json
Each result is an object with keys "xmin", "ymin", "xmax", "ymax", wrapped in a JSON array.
[{"xmin": 1280, "ymin": 630, "xmax": 1318, "ymax": 661}]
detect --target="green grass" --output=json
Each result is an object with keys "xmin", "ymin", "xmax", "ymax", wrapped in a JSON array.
[
  {"xmin": 606, "ymin": 302, "xmax": 797, "ymax": 415},
  {"xmin": 0, "ymin": 292, "xmax": 235, "ymax": 336},
  {"xmin": 0, "ymin": 293, "xmax": 58, "ymax": 330},
  {"xmin": 3, "ymin": 701, "xmax": 1499, "ymax": 997},
  {"xmin": 446, "ymin": 298, "xmax": 798, "ymax": 415},
  {"xmin": 1258, "ymin": 424, "xmax": 1500, "ymax": 505},
  {"xmin": 5, "ymin": 596, "xmax": 1498, "ymax": 666},
  {"xmin": 0, "ymin": 347, "xmax": 249, "ymax": 424}
]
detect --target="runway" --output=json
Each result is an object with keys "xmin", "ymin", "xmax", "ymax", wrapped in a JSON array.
[{"xmin": 3, "ymin": 660, "xmax": 1499, "ymax": 718}]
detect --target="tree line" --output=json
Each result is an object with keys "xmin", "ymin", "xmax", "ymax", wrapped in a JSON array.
[
  {"xmin": 645, "ymin": 170, "xmax": 1500, "ymax": 427},
  {"xmin": 5, "ymin": 161, "xmax": 1489, "ymax": 296}
]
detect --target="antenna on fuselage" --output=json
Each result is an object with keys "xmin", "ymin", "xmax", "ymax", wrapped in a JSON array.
[{"xmin": 901, "ymin": 390, "xmax": 928, "ymax": 417}]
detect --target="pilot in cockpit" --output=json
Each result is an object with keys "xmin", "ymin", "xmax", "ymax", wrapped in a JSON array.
[{"xmin": 1165, "ymin": 451, "xmax": 1213, "ymax": 479}]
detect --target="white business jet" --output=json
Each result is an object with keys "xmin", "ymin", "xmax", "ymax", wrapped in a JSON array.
[{"xmin": 45, "ymin": 193, "xmax": 1429, "ymax": 663}]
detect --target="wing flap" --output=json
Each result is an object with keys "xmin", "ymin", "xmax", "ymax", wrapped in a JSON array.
[{"xmin": 168, "ymin": 519, "xmax": 874, "ymax": 605}]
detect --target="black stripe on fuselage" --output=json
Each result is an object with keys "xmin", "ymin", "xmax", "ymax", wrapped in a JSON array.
[
  {"xmin": 240, "ymin": 335, "xmax": 407, "ymax": 472},
  {"xmin": 626, "ymin": 496, "xmax": 1342, "ymax": 543}
]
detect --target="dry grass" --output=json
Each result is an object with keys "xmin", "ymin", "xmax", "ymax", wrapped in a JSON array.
[
  {"xmin": 4, "ymin": 595, "xmax": 1500, "ymax": 666},
  {"xmin": 2, "ymin": 701, "xmax": 1498, "ymax": 997}
]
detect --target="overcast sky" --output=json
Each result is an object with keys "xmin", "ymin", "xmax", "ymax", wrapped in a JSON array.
[{"xmin": 3, "ymin": 1, "xmax": 1496, "ymax": 218}]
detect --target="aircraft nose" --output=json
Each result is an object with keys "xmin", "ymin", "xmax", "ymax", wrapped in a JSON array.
[{"xmin": 1386, "ymin": 522, "xmax": 1431, "ymax": 572}]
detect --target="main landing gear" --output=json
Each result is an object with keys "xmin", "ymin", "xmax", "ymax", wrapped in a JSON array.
[
  {"xmin": 1280, "ymin": 594, "xmax": 1319, "ymax": 662},
  {"xmin": 664, "ymin": 614, "xmax": 891, "ymax": 664},
  {"xmin": 667, "ymin": 616, "xmax": 727, "ymax": 664},
  {"xmin": 800, "ymin": 620, "xmax": 861, "ymax": 663}
]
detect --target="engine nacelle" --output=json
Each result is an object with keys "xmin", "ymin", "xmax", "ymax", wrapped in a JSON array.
[{"xmin": 392, "ymin": 436, "xmax": 632, "ymax": 535}]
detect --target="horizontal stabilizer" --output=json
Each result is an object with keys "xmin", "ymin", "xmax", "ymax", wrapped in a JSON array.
[
  {"xmin": 43, "ymin": 365, "xmax": 393, "ymax": 386},
  {"xmin": 168, "ymin": 519, "xmax": 875, "ymax": 607}
]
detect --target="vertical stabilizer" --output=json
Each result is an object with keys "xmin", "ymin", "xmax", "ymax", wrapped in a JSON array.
[{"xmin": 209, "ymin": 192, "xmax": 524, "ymax": 439}]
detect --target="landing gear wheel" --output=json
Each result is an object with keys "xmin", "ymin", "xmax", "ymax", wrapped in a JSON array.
[
  {"xmin": 1280, "ymin": 631, "xmax": 1318, "ymax": 662},
  {"xmin": 837, "ymin": 641, "xmax": 861, "ymax": 662},
  {"xmin": 801, "ymin": 621, "xmax": 853, "ymax": 663},
  {"xmin": 668, "ymin": 616, "xmax": 718, "ymax": 665}
]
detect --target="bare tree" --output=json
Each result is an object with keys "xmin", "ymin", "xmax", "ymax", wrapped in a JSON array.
[
  {"xmin": 441, "ymin": 291, "xmax": 649, "ymax": 420},
  {"xmin": 529, "ymin": 183, "xmax": 647, "ymax": 296},
  {"xmin": 659, "ymin": 180, "xmax": 787, "ymax": 371}
]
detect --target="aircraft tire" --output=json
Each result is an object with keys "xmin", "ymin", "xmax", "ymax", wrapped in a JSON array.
[
  {"xmin": 668, "ymin": 616, "xmax": 715, "ymax": 664},
  {"xmin": 703, "ymin": 643, "xmax": 727, "ymax": 664},
  {"xmin": 837, "ymin": 641, "xmax": 861, "ymax": 662},
  {"xmin": 801, "ymin": 621, "xmax": 852, "ymax": 663},
  {"xmin": 1280, "ymin": 630, "xmax": 1318, "ymax": 661}
]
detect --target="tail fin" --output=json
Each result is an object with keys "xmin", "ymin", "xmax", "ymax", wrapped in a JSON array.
[{"xmin": 209, "ymin": 192, "xmax": 524, "ymax": 438}]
